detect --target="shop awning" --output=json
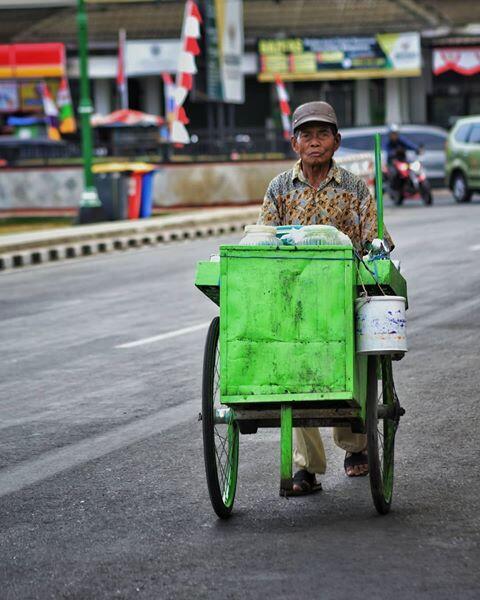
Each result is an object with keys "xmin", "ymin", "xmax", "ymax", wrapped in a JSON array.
[
  {"xmin": 433, "ymin": 47, "xmax": 480, "ymax": 76},
  {"xmin": 91, "ymin": 109, "xmax": 164, "ymax": 127},
  {"xmin": 0, "ymin": 43, "xmax": 65, "ymax": 79}
]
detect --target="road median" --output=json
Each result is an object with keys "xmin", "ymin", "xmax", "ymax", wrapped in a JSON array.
[{"xmin": 0, "ymin": 205, "xmax": 260, "ymax": 271}]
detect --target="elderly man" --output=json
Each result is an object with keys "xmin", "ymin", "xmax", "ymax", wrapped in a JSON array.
[{"xmin": 258, "ymin": 100, "xmax": 393, "ymax": 494}]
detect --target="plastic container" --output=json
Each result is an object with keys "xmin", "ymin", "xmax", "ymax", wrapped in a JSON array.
[
  {"xmin": 239, "ymin": 225, "xmax": 279, "ymax": 246},
  {"xmin": 275, "ymin": 225, "xmax": 302, "ymax": 239},
  {"xmin": 355, "ymin": 295, "xmax": 407, "ymax": 354}
]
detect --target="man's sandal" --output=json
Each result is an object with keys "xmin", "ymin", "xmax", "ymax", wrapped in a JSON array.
[
  {"xmin": 344, "ymin": 451, "xmax": 369, "ymax": 477},
  {"xmin": 284, "ymin": 469, "xmax": 322, "ymax": 496}
]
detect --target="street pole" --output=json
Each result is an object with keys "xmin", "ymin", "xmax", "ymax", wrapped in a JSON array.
[{"xmin": 76, "ymin": 0, "xmax": 101, "ymax": 223}]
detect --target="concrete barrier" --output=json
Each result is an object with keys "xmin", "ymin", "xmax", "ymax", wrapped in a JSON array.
[{"xmin": 0, "ymin": 154, "xmax": 373, "ymax": 211}]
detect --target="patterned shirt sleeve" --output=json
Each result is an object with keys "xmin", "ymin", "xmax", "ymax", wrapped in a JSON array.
[
  {"xmin": 257, "ymin": 179, "xmax": 281, "ymax": 225},
  {"xmin": 357, "ymin": 179, "xmax": 395, "ymax": 252}
]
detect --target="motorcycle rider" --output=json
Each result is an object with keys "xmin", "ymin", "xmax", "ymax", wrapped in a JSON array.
[{"xmin": 384, "ymin": 124, "xmax": 420, "ymax": 190}]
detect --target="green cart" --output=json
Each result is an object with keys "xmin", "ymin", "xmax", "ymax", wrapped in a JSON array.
[{"xmin": 195, "ymin": 245, "xmax": 407, "ymax": 518}]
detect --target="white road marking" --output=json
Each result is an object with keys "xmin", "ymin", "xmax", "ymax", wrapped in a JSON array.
[
  {"xmin": 116, "ymin": 321, "xmax": 211, "ymax": 349},
  {"xmin": 0, "ymin": 398, "xmax": 199, "ymax": 498},
  {"xmin": 469, "ymin": 244, "xmax": 480, "ymax": 251}
]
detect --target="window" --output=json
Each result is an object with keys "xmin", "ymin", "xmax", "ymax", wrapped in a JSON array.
[
  {"xmin": 468, "ymin": 123, "xmax": 480, "ymax": 144},
  {"xmin": 406, "ymin": 132, "xmax": 447, "ymax": 150},
  {"xmin": 340, "ymin": 134, "xmax": 374, "ymax": 151},
  {"xmin": 454, "ymin": 123, "xmax": 472, "ymax": 143}
]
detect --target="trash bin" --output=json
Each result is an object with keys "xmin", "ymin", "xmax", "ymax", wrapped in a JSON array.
[
  {"xmin": 139, "ymin": 169, "xmax": 157, "ymax": 218},
  {"xmin": 93, "ymin": 171, "xmax": 129, "ymax": 221},
  {"xmin": 92, "ymin": 162, "xmax": 155, "ymax": 221},
  {"xmin": 127, "ymin": 172, "xmax": 143, "ymax": 219}
]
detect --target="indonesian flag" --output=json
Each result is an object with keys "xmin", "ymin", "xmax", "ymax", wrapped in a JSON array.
[
  {"xmin": 170, "ymin": 0, "xmax": 202, "ymax": 145},
  {"xmin": 39, "ymin": 82, "xmax": 60, "ymax": 141},
  {"xmin": 56, "ymin": 76, "xmax": 76, "ymax": 134},
  {"xmin": 275, "ymin": 75, "xmax": 291, "ymax": 140},
  {"xmin": 117, "ymin": 28, "xmax": 128, "ymax": 109}
]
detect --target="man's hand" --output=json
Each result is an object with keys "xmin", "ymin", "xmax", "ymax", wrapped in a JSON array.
[{"xmin": 368, "ymin": 238, "xmax": 390, "ymax": 258}]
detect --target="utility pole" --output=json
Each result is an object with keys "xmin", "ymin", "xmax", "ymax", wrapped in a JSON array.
[{"xmin": 76, "ymin": 0, "xmax": 101, "ymax": 223}]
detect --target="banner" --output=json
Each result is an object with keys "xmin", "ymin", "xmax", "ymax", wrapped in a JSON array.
[
  {"xmin": 204, "ymin": 0, "xmax": 244, "ymax": 103},
  {"xmin": 433, "ymin": 47, "xmax": 480, "ymax": 76},
  {"xmin": 126, "ymin": 40, "xmax": 182, "ymax": 75},
  {"xmin": 56, "ymin": 76, "xmax": 77, "ymax": 134},
  {"xmin": 258, "ymin": 32, "xmax": 421, "ymax": 82},
  {"xmin": 117, "ymin": 29, "xmax": 128, "ymax": 109},
  {"xmin": 0, "ymin": 82, "xmax": 19, "ymax": 111}
]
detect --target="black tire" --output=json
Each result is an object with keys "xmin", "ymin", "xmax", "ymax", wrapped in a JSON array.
[
  {"xmin": 366, "ymin": 356, "xmax": 402, "ymax": 515},
  {"xmin": 420, "ymin": 182, "xmax": 433, "ymax": 205},
  {"xmin": 390, "ymin": 187, "xmax": 404, "ymax": 206},
  {"xmin": 452, "ymin": 172, "xmax": 472, "ymax": 203},
  {"xmin": 202, "ymin": 317, "xmax": 239, "ymax": 519}
]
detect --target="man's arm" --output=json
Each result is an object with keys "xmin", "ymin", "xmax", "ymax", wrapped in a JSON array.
[
  {"xmin": 398, "ymin": 135, "xmax": 420, "ymax": 153},
  {"xmin": 257, "ymin": 180, "xmax": 281, "ymax": 225},
  {"xmin": 358, "ymin": 180, "xmax": 395, "ymax": 253}
]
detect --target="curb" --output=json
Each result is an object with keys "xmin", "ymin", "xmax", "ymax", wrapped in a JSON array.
[{"xmin": 0, "ymin": 214, "xmax": 257, "ymax": 271}]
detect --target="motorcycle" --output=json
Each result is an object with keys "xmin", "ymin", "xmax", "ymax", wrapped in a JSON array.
[{"xmin": 386, "ymin": 149, "xmax": 433, "ymax": 206}]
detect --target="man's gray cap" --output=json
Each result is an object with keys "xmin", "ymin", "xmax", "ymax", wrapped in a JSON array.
[{"xmin": 292, "ymin": 101, "xmax": 338, "ymax": 131}]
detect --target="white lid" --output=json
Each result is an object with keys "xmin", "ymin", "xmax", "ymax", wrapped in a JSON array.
[{"xmin": 244, "ymin": 224, "xmax": 277, "ymax": 234}]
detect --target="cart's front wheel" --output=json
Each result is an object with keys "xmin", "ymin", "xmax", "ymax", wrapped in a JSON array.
[
  {"xmin": 366, "ymin": 356, "xmax": 402, "ymax": 515},
  {"xmin": 202, "ymin": 317, "xmax": 239, "ymax": 519}
]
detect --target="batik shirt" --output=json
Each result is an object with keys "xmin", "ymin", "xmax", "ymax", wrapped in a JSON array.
[{"xmin": 258, "ymin": 159, "xmax": 393, "ymax": 253}]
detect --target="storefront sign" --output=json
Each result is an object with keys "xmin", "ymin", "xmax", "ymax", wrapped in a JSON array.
[
  {"xmin": 0, "ymin": 43, "xmax": 65, "ymax": 79},
  {"xmin": 125, "ymin": 40, "xmax": 181, "ymax": 76},
  {"xmin": 0, "ymin": 82, "xmax": 19, "ymax": 111},
  {"xmin": 433, "ymin": 47, "xmax": 480, "ymax": 76},
  {"xmin": 257, "ymin": 32, "xmax": 421, "ymax": 81}
]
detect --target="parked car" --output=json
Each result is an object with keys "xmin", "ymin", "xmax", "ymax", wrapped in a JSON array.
[
  {"xmin": 336, "ymin": 125, "xmax": 448, "ymax": 187},
  {"xmin": 445, "ymin": 116, "xmax": 480, "ymax": 202}
]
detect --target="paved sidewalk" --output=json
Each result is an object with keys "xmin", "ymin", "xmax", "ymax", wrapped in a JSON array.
[{"xmin": 0, "ymin": 205, "xmax": 260, "ymax": 270}]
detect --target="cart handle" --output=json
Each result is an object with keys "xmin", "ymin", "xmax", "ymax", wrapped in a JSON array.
[{"xmin": 374, "ymin": 133, "xmax": 384, "ymax": 241}]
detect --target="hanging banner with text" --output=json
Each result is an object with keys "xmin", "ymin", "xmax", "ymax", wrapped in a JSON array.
[
  {"xmin": 204, "ymin": 0, "xmax": 244, "ymax": 103},
  {"xmin": 257, "ymin": 32, "xmax": 421, "ymax": 82}
]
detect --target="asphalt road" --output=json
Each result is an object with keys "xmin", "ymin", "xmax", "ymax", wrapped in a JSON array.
[{"xmin": 1, "ymin": 192, "xmax": 479, "ymax": 599}]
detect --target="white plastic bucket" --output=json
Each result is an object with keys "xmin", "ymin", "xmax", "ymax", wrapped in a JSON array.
[{"xmin": 355, "ymin": 296, "xmax": 407, "ymax": 355}]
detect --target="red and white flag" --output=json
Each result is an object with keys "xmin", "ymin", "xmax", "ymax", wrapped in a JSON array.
[
  {"xmin": 117, "ymin": 28, "xmax": 128, "ymax": 109},
  {"xmin": 275, "ymin": 75, "xmax": 291, "ymax": 140},
  {"xmin": 170, "ymin": 0, "xmax": 202, "ymax": 144}
]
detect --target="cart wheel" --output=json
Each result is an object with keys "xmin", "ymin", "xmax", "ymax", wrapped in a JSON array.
[
  {"xmin": 202, "ymin": 317, "xmax": 239, "ymax": 519},
  {"xmin": 366, "ymin": 355, "xmax": 402, "ymax": 515}
]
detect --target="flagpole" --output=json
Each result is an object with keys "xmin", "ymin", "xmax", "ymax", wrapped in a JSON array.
[{"xmin": 76, "ymin": 0, "xmax": 101, "ymax": 222}]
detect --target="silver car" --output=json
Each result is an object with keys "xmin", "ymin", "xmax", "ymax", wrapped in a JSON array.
[{"xmin": 336, "ymin": 125, "xmax": 447, "ymax": 187}]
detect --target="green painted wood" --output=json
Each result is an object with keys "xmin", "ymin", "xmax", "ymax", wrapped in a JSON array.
[
  {"xmin": 195, "ymin": 261, "xmax": 220, "ymax": 305},
  {"xmin": 280, "ymin": 403, "xmax": 293, "ymax": 491},
  {"xmin": 222, "ymin": 391, "xmax": 357, "ymax": 404},
  {"xmin": 220, "ymin": 246, "xmax": 356, "ymax": 402}
]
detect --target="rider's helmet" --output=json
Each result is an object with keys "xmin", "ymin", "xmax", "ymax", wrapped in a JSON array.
[{"xmin": 388, "ymin": 123, "xmax": 399, "ymax": 134}]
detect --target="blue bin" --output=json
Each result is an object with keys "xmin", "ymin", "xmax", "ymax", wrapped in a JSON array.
[{"xmin": 139, "ymin": 170, "xmax": 157, "ymax": 218}]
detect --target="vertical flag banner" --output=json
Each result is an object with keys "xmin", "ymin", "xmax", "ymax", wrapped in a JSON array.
[
  {"xmin": 162, "ymin": 72, "xmax": 176, "ymax": 141},
  {"xmin": 275, "ymin": 75, "xmax": 291, "ymax": 140},
  {"xmin": 56, "ymin": 76, "xmax": 77, "ymax": 134},
  {"xmin": 117, "ymin": 28, "xmax": 128, "ymax": 110},
  {"xmin": 170, "ymin": 0, "xmax": 202, "ymax": 144},
  {"xmin": 39, "ymin": 81, "xmax": 60, "ymax": 141}
]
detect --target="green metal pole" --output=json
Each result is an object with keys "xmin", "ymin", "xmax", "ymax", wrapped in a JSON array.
[
  {"xmin": 280, "ymin": 404, "xmax": 293, "ymax": 495},
  {"xmin": 374, "ymin": 133, "xmax": 384, "ymax": 240},
  {"xmin": 76, "ymin": 0, "xmax": 100, "ymax": 214}
]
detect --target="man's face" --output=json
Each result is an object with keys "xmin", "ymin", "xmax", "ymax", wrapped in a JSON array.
[
  {"xmin": 389, "ymin": 131, "xmax": 399, "ymax": 142},
  {"xmin": 291, "ymin": 122, "xmax": 341, "ymax": 168}
]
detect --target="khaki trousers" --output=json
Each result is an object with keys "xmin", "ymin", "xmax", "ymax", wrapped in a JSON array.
[{"xmin": 293, "ymin": 427, "xmax": 367, "ymax": 475}]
